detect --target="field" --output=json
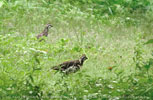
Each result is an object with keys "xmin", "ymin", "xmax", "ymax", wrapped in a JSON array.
[{"xmin": 0, "ymin": 0, "xmax": 153, "ymax": 100}]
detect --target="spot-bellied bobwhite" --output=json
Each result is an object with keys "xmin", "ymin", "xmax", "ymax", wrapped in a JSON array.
[
  {"xmin": 52, "ymin": 54, "xmax": 88, "ymax": 74},
  {"xmin": 37, "ymin": 24, "xmax": 53, "ymax": 40}
]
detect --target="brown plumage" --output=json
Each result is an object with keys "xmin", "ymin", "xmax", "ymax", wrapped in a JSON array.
[
  {"xmin": 37, "ymin": 24, "xmax": 53, "ymax": 40},
  {"xmin": 52, "ymin": 54, "xmax": 88, "ymax": 73}
]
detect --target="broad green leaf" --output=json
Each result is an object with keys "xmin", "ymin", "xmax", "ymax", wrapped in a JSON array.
[
  {"xmin": 144, "ymin": 64, "xmax": 150, "ymax": 70},
  {"xmin": 145, "ymin": 39, "xmax": 153, "ymax": 44},
  {"xmin": 0, "ymin": 1, "xmax": 4, "ymax": 8}
]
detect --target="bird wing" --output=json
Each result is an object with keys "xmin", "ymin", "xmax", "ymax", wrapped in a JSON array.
[{"xmin": 60, "ymin": 60, "xmax": 76, "ymax": 69}]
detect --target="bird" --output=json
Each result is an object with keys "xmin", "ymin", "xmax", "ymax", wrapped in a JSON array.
[
  {"xmin": 51, "ymin": 54, "xmax": 88, "ymax": 74},
  {"xmin": 37, "ymin": 24, "xmax": 53, "ymax": 40}
]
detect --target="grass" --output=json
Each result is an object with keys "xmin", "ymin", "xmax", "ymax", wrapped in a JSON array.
[{"xmin": 0, "ymin": 0, "xmax": 153, "ymax": 100}]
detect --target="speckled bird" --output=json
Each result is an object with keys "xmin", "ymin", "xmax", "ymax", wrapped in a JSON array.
[{"xmin": 52, "ymin": 54, "xmax": 88, "ymax": 74}]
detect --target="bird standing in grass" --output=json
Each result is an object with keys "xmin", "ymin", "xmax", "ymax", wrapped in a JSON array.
[
  {"xmin": 51, "ymin": 54, "xmax": 88, "ymax": 74},
  {"xmin": 37, "ymin": 24, "xmax": 53, "ymax": 40}
]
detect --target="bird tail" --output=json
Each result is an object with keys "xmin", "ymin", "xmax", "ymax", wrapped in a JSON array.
[{"xmin": 51, "ymin": 66, "xmax": 60, "ymax": 70}]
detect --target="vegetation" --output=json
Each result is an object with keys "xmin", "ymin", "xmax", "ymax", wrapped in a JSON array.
[{"xmin": 0, "ymin": 0, "xmax": 153, "ymax": 99}]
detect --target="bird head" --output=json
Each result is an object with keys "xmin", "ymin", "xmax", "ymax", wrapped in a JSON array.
[
  {"xmin": 80, "ymin": 54, "xmax": 88, "ymax": 61},
  {"xmin": 46, "ymin": 24, "xmax": 53, "ymax": 28}
]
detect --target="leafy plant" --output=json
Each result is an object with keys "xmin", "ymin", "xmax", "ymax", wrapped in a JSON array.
[
  {"xmin": 143, "ymin": 58, "xmax": 153, "ymax": 78},
  {"xmin": 133, "ymin": 33, "xmax": 144, "ymax": 70}
]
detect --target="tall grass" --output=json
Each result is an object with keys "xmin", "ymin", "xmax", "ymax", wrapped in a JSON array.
[{"xmin": 0, "ymin": 0, "xmax": 153, "ymax": 99}]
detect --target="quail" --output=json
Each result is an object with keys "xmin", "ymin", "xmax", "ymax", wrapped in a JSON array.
[
  {"xmin": 52, "ymin": 54, "xmax": 88, "ymax": 74},
  {"xmin": 37, "ymin": 24, "xmax": 53, "ymax": 40}
]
